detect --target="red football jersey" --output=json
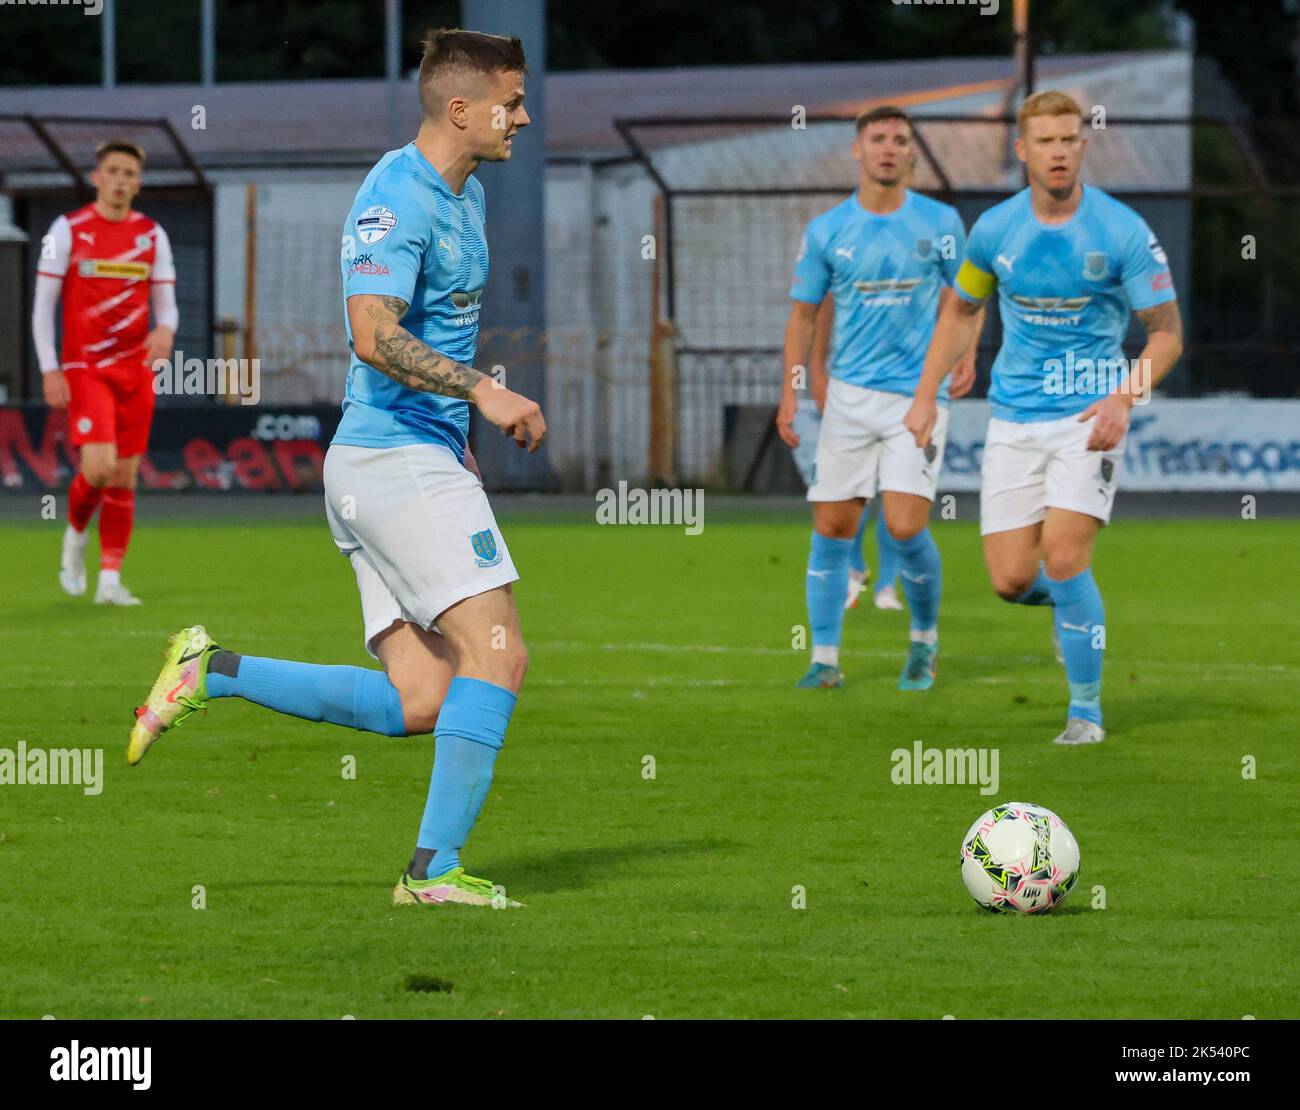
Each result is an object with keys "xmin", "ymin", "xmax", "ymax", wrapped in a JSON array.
[{"xmin": 37, "ymin": 204, "xmax": 176, "ymax": 373}]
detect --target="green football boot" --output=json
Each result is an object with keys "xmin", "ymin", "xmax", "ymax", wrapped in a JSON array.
[
  {"xmin": 393, "ymin": 867, "xmax": 523, "ymax": 908},
  {"xmin": 128, "ymin": 625, "xmax": 221, "ymax": 766}
]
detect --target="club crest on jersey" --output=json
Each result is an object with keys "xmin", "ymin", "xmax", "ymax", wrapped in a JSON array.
[
  {"xmin": 135, "ymin": 234, "xmax": 152, "ymax": 251},
  {"xmin": 470, "ymin": 529, "xmax": 503, "ymax": 568},
  {"xmin": 915, "ymin": 238, "xmax": 932, "ymax": 259},
  {"xmin": 356, "ymin": 205, "xmax": 398, "ymax": 245},
  {"xmin": 1083, "ymin": 252, "xmax": 1109, "ymax": 281}
]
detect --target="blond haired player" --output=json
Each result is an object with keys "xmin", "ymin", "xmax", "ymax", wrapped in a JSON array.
[{"xmin": 906, "ymin": 91, "xmax": 1183, "ymax": 744}]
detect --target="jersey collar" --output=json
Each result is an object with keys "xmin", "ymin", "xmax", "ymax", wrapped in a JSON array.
[
  {"xmin": 850, "ymin": 188, "xmax": 912, "ymax": 222},
  {"xmin": 406, "ymin": 142, "xmax": 470, "ymax": 200},
  {"xmin": 1027, "ymin": 183, "xmax": 1089, "ymax": 232}
]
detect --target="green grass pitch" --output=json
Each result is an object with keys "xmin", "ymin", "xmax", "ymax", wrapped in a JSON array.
[{"xmin": 1, "ymin": 501, "xmax": 1296, "ymax": 1019}]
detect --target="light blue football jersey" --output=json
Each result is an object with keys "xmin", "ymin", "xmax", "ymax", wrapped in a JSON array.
[
  {"xmin": 790, "ymin": 190, "xmax": 965, "ymax": 400},
  {"xmin": 333, "ymin": 143, "xmax": 489, "ymax": 458},
  {"xmin": 955, "ymin": 185, "xmax": 1176, "ymax": 422}
]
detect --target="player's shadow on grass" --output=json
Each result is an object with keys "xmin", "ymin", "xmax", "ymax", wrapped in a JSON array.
[
  {"xmin": 214, "ymin": 839, "xmax": 732, "ymax": 896},
  {"xmin": 484, "ymin": 837, "xmax": 734, "ymax": 894},
  {"xmin": 218, "ymin": 877, "xmax": 391, "ymax": 892}
]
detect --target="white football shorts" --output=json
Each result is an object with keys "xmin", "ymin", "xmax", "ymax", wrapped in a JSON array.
[
  {"xmin": 324, "ymin": 442, "xmax": 518, "ymax": 658},
  {"xmin": 807, "ymin": 378, "xmax": 948, "ymax": 503},
  {"xmin": 980, "ymin": 412, "xmax": 1126, "ymax": 536}
]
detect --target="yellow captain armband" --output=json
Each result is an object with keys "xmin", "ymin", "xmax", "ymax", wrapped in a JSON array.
[{"xmin": 955, "ymin": 260, "xmax": 996, "ymax": 301}]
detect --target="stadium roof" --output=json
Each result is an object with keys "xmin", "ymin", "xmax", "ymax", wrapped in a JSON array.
[{"xmin": 0, "ymin": 51, "xmax": 1183, "ymax": 172}]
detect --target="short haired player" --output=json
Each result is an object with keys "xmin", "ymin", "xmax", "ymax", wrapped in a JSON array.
[
  {"xmin": 33, "ymin": 140, "xmax": 178, "ymax": 606},
  {"xmin": 904, "ymin": 91, "xmax": 1183, "ymax": 745},
  {"xmin": 126, "ymin": 29, "xmax": 546, "ymax": 907},
  {"xmin": 795, "ymin": 149, "xmax": 932, "ymax": 613},
  {"xmin": 777, "ymin": 106, "xmax": 979, "ymax": 690}
]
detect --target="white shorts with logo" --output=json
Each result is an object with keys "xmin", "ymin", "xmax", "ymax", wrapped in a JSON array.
[
  {"xmin": 324, "ymin": 442, "xmax": 519, "ymax": 659},
  {"xmin": 807, "ymin": 378, "xmax": 948, "ymax": 503},
  {"xmin": 979, "ymin": 413, "xmax": 1126, "ymax": 536}
]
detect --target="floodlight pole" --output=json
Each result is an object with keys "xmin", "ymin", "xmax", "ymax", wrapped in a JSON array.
[
  {"xmin": 101, "ymin": 0, "xmax": 116, "ymax": 89},
  {"xmin": 386, "ymin": 0, "xmax": 402, "ymax": 150},
  {"xmin": 201, "ymin": 0, "xmax": 216, "ymax": 86},
  {"xmin": 1014, "ymin": 0, "xmax": 1033, "ymax": 101}
]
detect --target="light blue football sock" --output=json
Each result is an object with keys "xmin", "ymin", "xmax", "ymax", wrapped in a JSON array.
[
  {"xmin": 874, "ymin": 510, "xmax": 902, "ymax": 596},
  {"xmin": 894, "ymin": 527, "xmax": 942, "ymax": 634},
  {"xmin": 1014, "ymin": 564, "xmax": 1053, "ymax": 606},
  {"xmin": 806, "ymin": 531, "xmax": 854, "ymax": 657},
  {"xmin": 414, "ymin": 677, "xmax": 517, "ymax": 879},
  {"xmin": 207, "ymin": 657, "xmax": 406, "ymax": 736},
  {"xmin": 1046, "ymin": 568, "xmax": 1105, "ymax": 725},
  {"xmin": 850, "ymin": 509, "xmax": 870, "ymax": 577}
]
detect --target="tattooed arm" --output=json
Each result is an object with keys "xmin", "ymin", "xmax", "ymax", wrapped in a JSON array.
[
  {"xmin": 346, "ymin": 294, "xmax": 548, "ymax": 451},
  {"xmin": 348, "ymin": 294, "xmax": 485, "ymax": 397},
  {"xmin": 1078, "ymin": 299, "xmax": 1183, "ymax": 451},
  {"xmin": 1129, "ymin": 300, "xmax": 1184, "ymax": 399}
]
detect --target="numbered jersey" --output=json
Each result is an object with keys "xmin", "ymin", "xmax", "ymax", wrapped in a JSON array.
[
  {"xmin": 790, "ymin": 190, "xmax": 965, "ymax": 400},
  {"xmin": 335, "ymin": 142, "xmax": 489, "ymax": 458},
  {"xmin": 955, "ymin": 185, "xmax": 1176, "ymax": 422},
  {"xmin": 37, "ymin": 205, "xmax": 174, "ymax": 373}
]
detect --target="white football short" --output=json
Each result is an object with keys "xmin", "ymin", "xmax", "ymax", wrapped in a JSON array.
[
  {"xmin": 807, "ymin": 378, "xmax": 948, "ymax": 503},
  {"xmin": 979, "ymin": 413, "xmax": 1126, "ymax": 536},
  {"xmin": 324, "ymin": 442, "xmax": 518, "ymax": 658}
]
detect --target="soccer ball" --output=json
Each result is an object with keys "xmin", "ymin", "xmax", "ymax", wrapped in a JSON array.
[{"xmin": 960, "ymin": 802, "xmax": 1080, "ymax": 914}]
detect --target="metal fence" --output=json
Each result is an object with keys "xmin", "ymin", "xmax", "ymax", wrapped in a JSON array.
[
  {"xmin": 8, "ymin": 112, "xmax": 1299, "ymax": 492},
  {"xmin": 0, "ymin": 114, "xmax": 213, "ymax": 404},
  {"xmin": 618, "ymin": 114, "xmax": 1300, "ymax": 485}
]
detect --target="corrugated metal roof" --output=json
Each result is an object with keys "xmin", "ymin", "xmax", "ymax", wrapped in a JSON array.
[{"xmin": 0, "ymin": 51, "xmax": 1171, "ymax": 169}]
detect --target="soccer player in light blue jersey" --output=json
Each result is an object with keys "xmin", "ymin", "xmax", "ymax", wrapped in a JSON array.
[
  {"xmin": 906, "ymin": 91, "xmax": 1184, "ymax": 745},
  {"xmin": 795, "ymin": 295, "xmax": 905, "ymax": 614},
  {"xmin": 126, "ymin": 29, "xmax": 546, "ymax": 907},
  {"xmin": 776, "ymin": 106, "xmax": 980, "ymax": 691}
]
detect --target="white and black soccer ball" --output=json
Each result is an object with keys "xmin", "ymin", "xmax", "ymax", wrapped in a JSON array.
[{"xmin": 960, "ymin": 802, "xmax": 1080, "ymax": 914}]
